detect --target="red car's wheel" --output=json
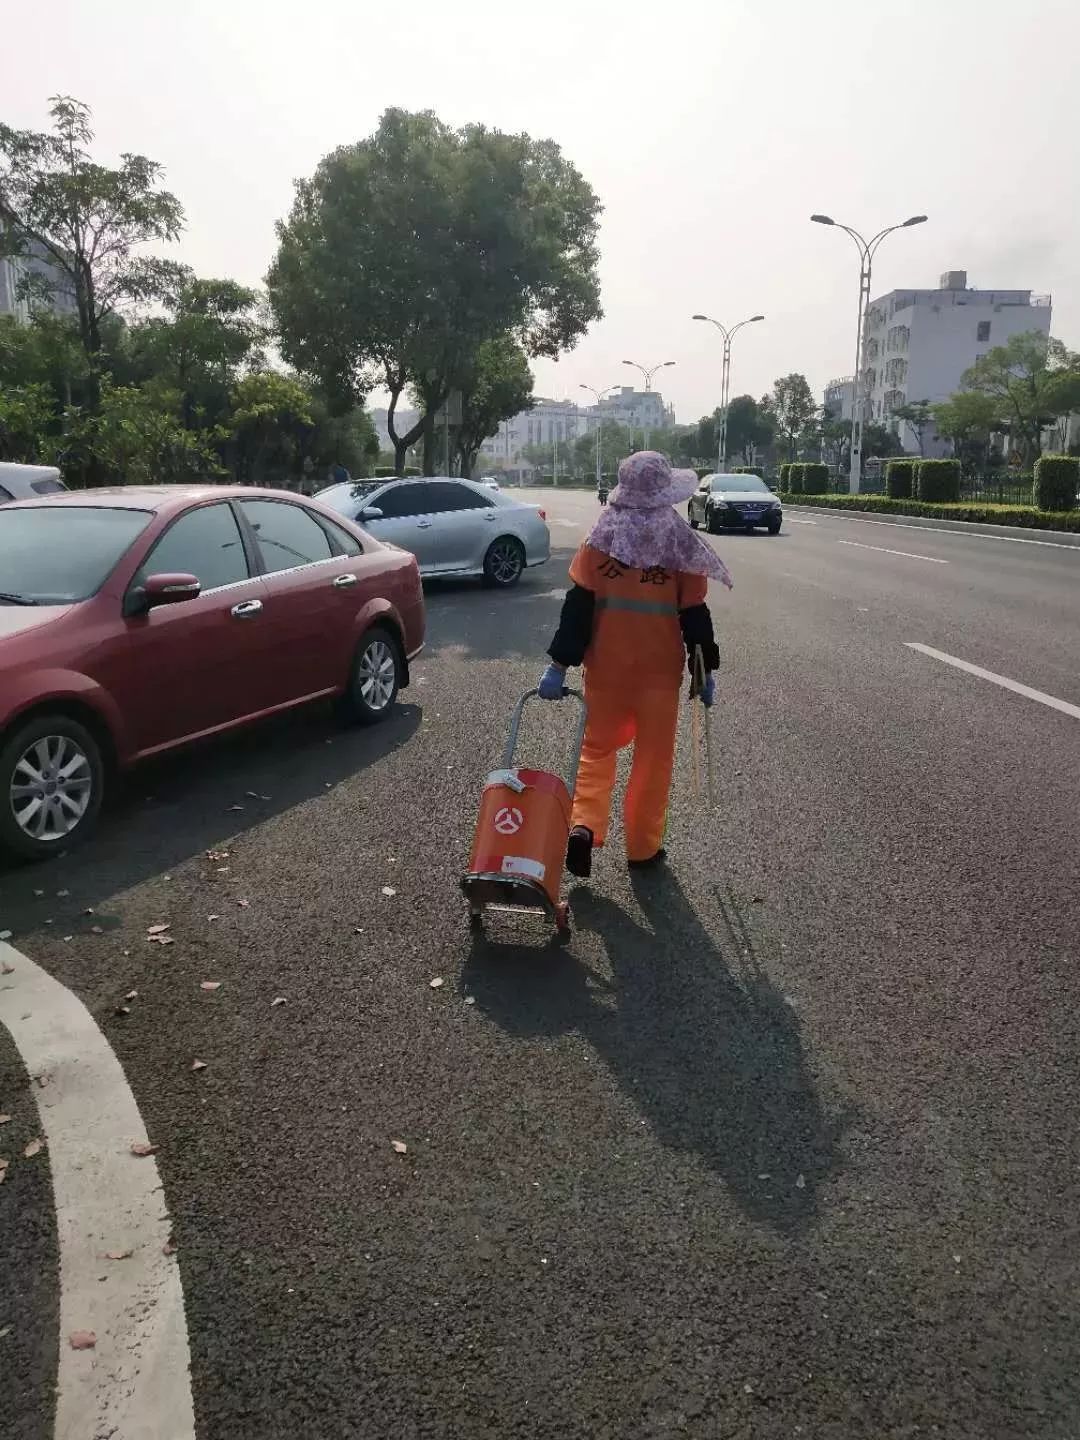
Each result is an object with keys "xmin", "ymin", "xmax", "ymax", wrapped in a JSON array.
[
  {"xmin": 0, "ymin": 713, "xmax": 104, "ymax": 862},
  {"xmin": 341, "ymin": 625, "xmax": 402, "ymax": 726}
]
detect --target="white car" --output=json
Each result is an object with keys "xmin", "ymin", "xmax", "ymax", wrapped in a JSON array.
[
  {"xmin": 317, "ymin": 476, "xmax": 550, "ymax": 587},
  {"xmin": 0, "ymin": 463, "xmax": 68, "ymax": 504}
]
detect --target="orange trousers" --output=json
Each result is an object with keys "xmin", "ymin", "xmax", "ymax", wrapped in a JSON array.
[{"xmin": 571, "ymin": 682, "xmax": 682, "ymax": 863}]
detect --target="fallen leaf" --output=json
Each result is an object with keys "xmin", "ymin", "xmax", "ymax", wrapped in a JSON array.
[
  {"xmin": 215, "ymin": 866, "xmax": 230, "ymax": 873},
  {"xmin": 207, "ymin": 914, "xmax": 220, "ymax": 923},
  {"xmin": 83, "ymin": 907, "xmax": 94, "ymax": 916},
  {"xmin": 23, "ymin": 1138, "xmax": 43, "ymax": 1159},
  {"xmin": 162, "ymin": 1238, "xmax": 177, "ymax": 1256},
  {"xmin": 0, "ymin": 1323, "xmax": 10, "ymax": 1336},
  {"xmin": 69, "ymin": 1330, "xmax": 96, "ymax": 1350},
  {"xmin": 200, "ymin": 981, "xmax": 223, "ymax": 992},
  {"xmin": 271, "ymin": 996, "xmax": 287, "ymax": 1007},
  {"xmin": 125, "ymin": 990, "xmax": 138, "ymax": 1000},
  {"xmin": 129, "ymin": 1141, "xmax": 159, "ymax": 1157},
  {"xmin": 206, "ymin": 848, "xmax": 230, "ymax": 862},
  {"xmin": 121, "ymin": 948, "xmax": 130, "ymax": 956},
  {"xmin": 227, "ymin": 804, "xmax": 244, "ymax": 812},
  {"xmin": 236, "ymin": 899, "xmax": 250, "ymax": 909},
  {"xmin": 429, "ymin": 977, "xmax": 445, "ymax": 989},
  {"xmin": 149, "ymin": 934, "xmax": 175, "ymax": 946},
  {"xmin": 191, "ymin": 1059, "xmax": 208, "ymax": 1072},
  {"xmin": 751, "ymin": 896, "xmax": 765, "ymax": 905},
  {"xmin": 464, "ymin": 996, "xmax": 476, "ymax": 1007},
  {"xmin": 391, "ymin": 1139, "xmax": 408, "ymax": 1154},
  {"xmin": 147, "ymin": 923, "xmax": 170, "ymax": 936},
  {"xmin": 0, "ymin": 1115, "xmax": 10, "ymax": 1125},
  {"xmin": 90, "ymin": 925, "xmax": 103, "ymax": 935},
  {"xmin": 33, "ymin": 888, "xmax": 44, "ymax": 896},
  {"xmin": 57, "ymin": 889, "xmax": 70, "ymax": 897},
  {"xmin": 114, "ymin": 1005, "xmax": 131, "ymax": 1017},
  {"xmin": 0, "ymin": 929, "xmax": 11, "ymax": 941},
  {"xmin": 381, "ymin": 887, "xmax": 397, "ymax": 898},
  {"xmin": 1, "ymin": 962, "xmax": 14, "ymax": 974},
  {"xmin": 246, "ymin": 791, "xmax": 271, "ymax": 801},
  {"xmin": 795, "ymin": 1173, "xmax": 806, "ymax": 1190},
  {"xmin": 104, "ymin": 1249, "xmax": 133, "ymax": 1261},
  {"xmin": 63, "ymin": 935, "xmax": 73, "ymax": 942}
]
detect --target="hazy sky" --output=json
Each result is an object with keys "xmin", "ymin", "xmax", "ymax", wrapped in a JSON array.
[{"xmin": 7, "ymin": 0, "xmax": 1079, "ymax": 423}]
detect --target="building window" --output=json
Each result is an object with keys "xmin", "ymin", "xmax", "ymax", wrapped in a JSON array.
[{"xmin": 977, "ymin": 320, "xmax": 991, "ymax": 342}]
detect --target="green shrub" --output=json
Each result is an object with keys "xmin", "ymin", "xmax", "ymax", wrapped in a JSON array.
[
  {"xmin": 916, "ymin": 459, "xmax": 961, "ymax": 502},
  {"xmin": 801, "ymin": 462, "xmax": 829, "ymax": 495},
  {"xmin": 786, "ymin": 464, "xmax": 804, "ymax": 495},
  {"xmin": 1034, "ymin": 454, "xmax": 1080, "ymax": 512},
  {"xmin": 780, "ymin": 491, "xmax": 1080, "ymax": 532},
  {"xmin": 374, "ymin": 466, "xmax": 397, "ymax": 477},
  {"xmin": 777, "ymin": 463, "xmax": 791, "ymax": 491},
  {"xmin": 885, "ymin": 459, "xmax": 916, "ymax": 499}
]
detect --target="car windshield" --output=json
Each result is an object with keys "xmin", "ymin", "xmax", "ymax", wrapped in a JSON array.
[
  {"xmin": 318, "ymin": 481, "xmax": 382, "ymax": 514},
  {"xmin": 717, "ymin": 475, "xmax": 771, "ymax": 494},
  {"xmin": 0, "ymin": 506, "xmax": 153, "ymax": 604}
]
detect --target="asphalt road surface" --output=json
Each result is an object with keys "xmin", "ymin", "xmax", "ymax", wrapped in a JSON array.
[{"xmin": 3, "ymin": 488, "xmax": 1079, "ymax": 1439}]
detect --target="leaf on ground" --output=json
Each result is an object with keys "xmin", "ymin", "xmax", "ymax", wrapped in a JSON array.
[
  {"xmin": 1, "ymin": 963, "xmax": 13, "ymax": 975},
  {"xmin": 0, "ymin": 1114, "xmax": 10, "ymax": 1125},
  {"xmin": 464, "ymin": 996, "xmax": 476, "ymax": 1007},
  {"xmin": 130, "ymin": 1141, "xmax": 159, "ymax": 1157},
  {"xmin": 69, "ymin": 1330, "xmax": 96, "ymax": 1350},
  {"xmin": 795, "ymin": 1173, "xmax": 806, "ymax": 1190},
  {"xmin": 57, "ymin": 889, "xmax": 69, "ymax": 897},
  {"xmin": 206, "ymin": 849, "xmax": 230, "ymax": 863},
  {"xmin": 0, "ymin": 929, "xmax": 11, "ymax": 941},
  {"xmin": 381, "ymin": 887, "xmax": 397, "ymax": 898},
  {"xmin": 207, "ymin": 914, "xmax": 220, "ymax": 922},
  {"xmin": 191, "ymin": 1059, "xmax": 208, "ymax": 1072},
  {"xmin": 200, "ymin": 981, "xmax": 223, "ymax": 992},
  {"xmin": 391, "ymin": 1139, "xmax": 408, "ymax": 1154},
  {"xmin": 147, "ymin": 924, "xmax": 170, "ymax": 936},
  {"xmin": 23, "ymin": 1138, "xmax": 43, "ymax": 1159},
  {"xmin": 271, "ymin": 997, "xmax": 287, "ymax": 1007},
  {"xmin": 162, "ymin": 1239, "xmax": 177, "ymax": 1256},
  {"xmin": 83, "ymin": 907, "xmax": 94, "ymax": 916},
  {"xmin": 33, "ymin": 888, "xmax": 44, "ymax": 896},
  {"xmin": 236, "ymin": 899, "xmax": 250, "ymax": 909},
  {"xmin": 104, "ymin": 1249, "xmax": 133, "ymax": 1261},
  {"xmin": 90, "ymin": 925, "xmax": 103, "ymax": 935},
  {"xmin": 114, "ymin": 1005, "xmax": 131, "ymax": 1017},
  {"xmin": 125, "ymin": 990, "xmax": 139, "ymax": 1000},
  {"xmin": 149, "ymin": 934, "xmax": 175, "ymax": 946},
  {"xmin": 429, "ymin": 977, "xmax": 445, "ymax": 989},
  {"xmin": 227, "ymin": 805, "xmax": 244, "ymax": 812}
]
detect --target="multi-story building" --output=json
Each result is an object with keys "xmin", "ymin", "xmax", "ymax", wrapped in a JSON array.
[
  {"xmin": 597, "ymin": 386, "xmax": 674, "ymax": 439},
  {"xmin": 480, "ymin": 389, "xmax": 676, "ymax": 473},
  {"xmin": 822, "ymin": 377, "xmax": 854, "ymax": 423},
  {"xmin": 0, "ymin": 239, "xmax": 76, "ymax": 322},
  {"xmin": 860, "ymin": 270, "xmax": 1051, "ymax": 455}
]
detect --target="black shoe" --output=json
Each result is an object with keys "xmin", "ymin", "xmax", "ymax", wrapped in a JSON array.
[
  {"xmin": 566, "ymin": 826, "xmax": 594, "ymax": 879},
  {"xmin": 628, "ymin": 847, "xmax": 667, "ymax": 871}
]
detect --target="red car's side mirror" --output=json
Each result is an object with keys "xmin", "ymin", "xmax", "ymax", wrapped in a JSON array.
[{"xmin": 124, "ymin": 572, "xmax": 201, "ymax": 618}]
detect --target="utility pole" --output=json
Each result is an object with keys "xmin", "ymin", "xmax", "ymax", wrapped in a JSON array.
[
  {"xmin": 580, "ymin": 384, "xmax": 619, "ymax": 489},
  {"xmin": 691, "ymin": 314, "xmax": 765, "ymax": 470}
]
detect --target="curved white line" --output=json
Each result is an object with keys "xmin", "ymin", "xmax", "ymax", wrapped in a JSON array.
[{"xmin": 0, "ymin": 941, "xmax": 195, "ymax": 1440}]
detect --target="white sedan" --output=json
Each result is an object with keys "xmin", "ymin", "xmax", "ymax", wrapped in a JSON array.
[{"xmin": 317, "ymin": 476, "xmax": 550, "ymax": 587}]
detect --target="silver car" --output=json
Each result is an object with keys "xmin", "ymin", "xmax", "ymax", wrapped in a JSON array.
[
  {"xmin": 317, "ymin": 477, "xmax": 550, "ymax": 587},
  {"xmin": 0, "ymin": 463, "xmax": 68, "ymax": 504}
]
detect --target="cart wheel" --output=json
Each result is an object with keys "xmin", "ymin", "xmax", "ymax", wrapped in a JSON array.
[{"xmin": 555, "ymin": 902, "xmax": 571, "ymax": 934}]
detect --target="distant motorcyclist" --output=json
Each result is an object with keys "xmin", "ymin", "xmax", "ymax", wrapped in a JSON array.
[{"xmin": 597, "ymin": 480, "xmax": 609, "ymax": 505}]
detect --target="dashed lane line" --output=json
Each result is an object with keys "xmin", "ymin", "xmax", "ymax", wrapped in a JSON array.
[
  {"xmin": 906, "ymin": 643, "xmax": 1080, "ymax": 722},
  {"xmin": 0, "ymin": 941, "xmax": 195, "ymax": 1440},
  {"xmin": 837, "ymin": 540, "xmax": 948, "ymax": 564}
]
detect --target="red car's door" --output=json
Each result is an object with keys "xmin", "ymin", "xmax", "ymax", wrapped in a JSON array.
[
  {"xmin": 115, "ymin": 500, "xmax": 271, "ymax": 755},
  {"xmin": 237, "ymin": 498, "xmax": 355, "ymax": 705}
]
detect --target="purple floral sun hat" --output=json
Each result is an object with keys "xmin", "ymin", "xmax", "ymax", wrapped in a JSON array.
[{"xmin": 586, "ymin": 451, "xmax": 733, "ymax": 588}]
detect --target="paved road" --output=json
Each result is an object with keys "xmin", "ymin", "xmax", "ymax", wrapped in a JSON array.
[{"xmin": 3, "ymin": 489, "xmax": 1079, "ymax": 1438}]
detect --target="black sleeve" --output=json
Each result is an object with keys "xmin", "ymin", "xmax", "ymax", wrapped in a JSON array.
[
  {"xmin": 679, "ymin": 602, "xmax": 720, "ymax": 675},
  {"xmin": 548, "ymin": 585, "xmax": 596, "ymax": 668}
]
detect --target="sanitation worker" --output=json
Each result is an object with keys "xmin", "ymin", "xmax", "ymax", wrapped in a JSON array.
[{"xmin": 537, "ymin": 451, "xmax": 732, "ymax": 877}]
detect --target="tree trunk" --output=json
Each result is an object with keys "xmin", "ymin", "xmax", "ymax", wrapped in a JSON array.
[{"xmin": 422, "ymin": 412, "xmax": 438, "ymax": 475}]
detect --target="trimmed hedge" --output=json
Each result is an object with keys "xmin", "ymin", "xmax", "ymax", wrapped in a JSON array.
[
  {"xmin": 1034, "ymin": 454, "xmax": 1080, "ymax": 512},
  {"xmin": 777, "ymin": 491, "xmax": 1080, "ymax": 533},
  {"xmin": 916, "ymin": 458, "xmax": 961, "ymax": 503},
  {"xmin": 373, "ymin": 465, "xmax": 421, "ymax": 477},
  {"xmin": 801, "ymin": 463, "xmax": 830, "ymax": 494},
  {"xmin": 885, "ymin": 459, "xmax": 916, "ymax": 499},
  {"xmin": 777, "ymin": 463, "xmax": 792, "ymax": 491},
  {"xmin": 786, "ymin": 463, "xmax": 804, "ymax": 495}
]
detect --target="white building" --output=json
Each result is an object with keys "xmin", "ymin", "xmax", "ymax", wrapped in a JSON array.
[
  {"xmin": 861, "ymin": 269, "xmax": 1051, "ymax": 455},
  {"xmin": 597, "ymin": 386, "xmax": 674, "ymax": 440},
  {"xmin": 481, "ymin": 397, "xmax": 592, "ymax": 468},
  {"xmin": 0, "ymin": 239, "xmax": 76, "ymax": 322},
  {"xmin": 823, "ymin": 377, "xmax": 854, "ymax": 423}
]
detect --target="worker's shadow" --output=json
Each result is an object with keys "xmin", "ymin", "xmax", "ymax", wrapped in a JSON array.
[{"xmin": 462, "ymin": 869, "xmax": 844, "ymax": 1234}]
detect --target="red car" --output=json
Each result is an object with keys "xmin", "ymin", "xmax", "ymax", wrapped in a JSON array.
[{"xmin": 0, "ymin": 486, "xmax": 425, "ymax": 860}]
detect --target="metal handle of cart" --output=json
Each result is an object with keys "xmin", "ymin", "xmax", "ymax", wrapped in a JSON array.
[{"xmin": 502, "ymin": 688, "xmax": 588, "ymax": 793}]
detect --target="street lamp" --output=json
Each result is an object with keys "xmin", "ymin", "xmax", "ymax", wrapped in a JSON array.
[
  {"xmin": 811, "ymin": 212, "xmax": 927, "ymax": 493},
  {"xmin": 580, "ymin": 384, "xmax": 620, "ymax": 488},
  {"xmin": 691, "ymin": 314, "xmax": 764, "ymax": 470},
  {"xmin": 622, "ymin": 359, "xmax": 675, "ymax": 448}
]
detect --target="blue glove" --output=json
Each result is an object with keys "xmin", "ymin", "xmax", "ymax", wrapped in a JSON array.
[
  {"xmin": 698, "ymin": 673, "xmax": 715, "ymax": 708},
  {"xmin": 538, "ymin": 663, "xmax": 567, "ymax": 700}
]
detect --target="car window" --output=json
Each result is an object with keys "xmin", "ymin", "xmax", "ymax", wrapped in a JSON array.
[
  {"xmin": 317, "ymin": 481, "xmax": 381, "ymax": 518},
  {"xmin": 0, "ymin": 485, "xmax": 12, "ymax": 502},
  {"xmin": 372, "ymin": 483, "xmax": 430, "ymax": 520},
  {"xmin": 240, "ymin": 500, "xmax": 334, "ymax": 573},
  {"xmin": 0, "ymin": 506, "xmax": 153, "ymax": 603},
  {"xmin": 137, "ymin": 503, "xmax": 250, "ymax": 591},
  {"xmin": 321, "ymin": 515, "xmax": 362, "ymax": 556},
  {"xmin": 426, "ymin": 482, "xmax": 492, "ymax": 514},
  {"xmin": 31, "ymin": 478, "xmax": 66, "ymax": 495}
]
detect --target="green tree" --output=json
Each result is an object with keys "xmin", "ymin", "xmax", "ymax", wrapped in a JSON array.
[
  {"xmin": 454, "ymin": 335, "xmax": 534, "ymax": 477},
  {"xmin": 893, "ymin": 400, "xmax": 933, "ymax": 456},
  {"xmin": 573, "ymin": 420, "xmax": 630, "ymax": 478},
  {"xmin": 227, "ymin": 371, "xmax": 313, "ymax": 485},
  {"xmin": 930, "ymin": 392, "xmax": 999, "ymax": 469},
  {"xmin": 763, "ymin": 373, "xmax": 818, "ymax": 459},
  {"xmin": 961, "ymin": 331, "xmax": 1080, "ymax": 464},
  {"xmin": 0, "ymin": 383, "xmax": 56, "ymax": 462},
  {"xmin": 69, "ymin": 380, "xmax": 223, "ymax": 484},
  {"xmin": 267, "ymin": 108, "xmax": 602, "ymax": 474},
  {"xmin": 725, "ymin": 394, "xmax": 776, "ymax": 463},
  {"xmin": 861, "ymin": 423, "xmax": 905, "ymax": 461},
  {"xmin": 0, "ymin": 96, "xmax": 185, "ymax": 356}
]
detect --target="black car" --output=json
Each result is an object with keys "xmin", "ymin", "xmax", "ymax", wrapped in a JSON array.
[{"xmin": 687, "ymin": 473, "xmax": 783, "ymax": 535}]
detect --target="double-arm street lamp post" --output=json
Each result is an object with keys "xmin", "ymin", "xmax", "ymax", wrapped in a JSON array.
[
  {"xmin": 691, "ymin": 314, "xmax": 764, "ymax": 470},
  {"xmin": 580, "ymin": 384, "xmax": 620, "ymax": 488},
  {"xmin": 622, "ymin": 359, "xmax": 675, "ymax": 449},
  {"xmin": 810, "ymin": 212, "xmax": 927, "ymax": 493}
]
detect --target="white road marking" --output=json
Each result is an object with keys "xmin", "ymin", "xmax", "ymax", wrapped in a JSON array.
[
  {"xmin": 837, "ymin": 540, "xmax": 948, "ymax": 564},
  {"xmin": 784, "ymin": 516, "xmax": 817, "ymax": 525},
  {"xmin": 0, "ymin": 941, "xmax": 195, "ymax": 1440},
  {"xmin": 804, "ymin": 510, "xmax": 1080, "ymax": 552},
  {"xmin": 906, "ymin": 644, "xmax": 1080, "ymax": 722},
  {"xmin": 553, "ymin": 519, "xmax": 580, "ymax": 528}
]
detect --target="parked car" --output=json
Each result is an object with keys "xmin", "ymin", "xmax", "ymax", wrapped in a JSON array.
[
  {"xmin": 0, "ymin": 487, "xmax": 425, "ymax": 860},
  {"xmin": 0, "ymin": 463, "xmax": 68, "ymax": 503},
  {"xmin": 316, "ymin": 476, "xmax": 550, "ymax": 587},
  {"xmin": 687, "ymin": 473, "xmax": 783, "ymax": 534}
]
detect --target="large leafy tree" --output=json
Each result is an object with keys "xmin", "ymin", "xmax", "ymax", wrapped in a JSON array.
[
  {"xmin": 573, "ymin": 420, "xmax": 630, "ymax": 478},
  {"xmin": 892, "ymin": 400, "xmax": 933, "ymax": 455},
  {"xmin": 930, "ymin": 391, "xmax": 999, "ymax": 468},
  {"xmin": 725, "ymin": 393, "xmax": 776, "ymax": 463},
  {"xmin": 453, "ymin": 334, "xmax": 534, "ymax": 477},
  {"xmin": 961, "ymin": 332, "xmax": 1080, "ymax": 463},
  {"xmin": 0, "ymin": 96, "xmax": 185, "ymax": 356},
  {"xmin": 763, "ymin": 373, "xmax": 818, "ymax": 459},
  {"xmin": 267, "ymin": 108, "xmax": 602, "ymax": 473}
]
